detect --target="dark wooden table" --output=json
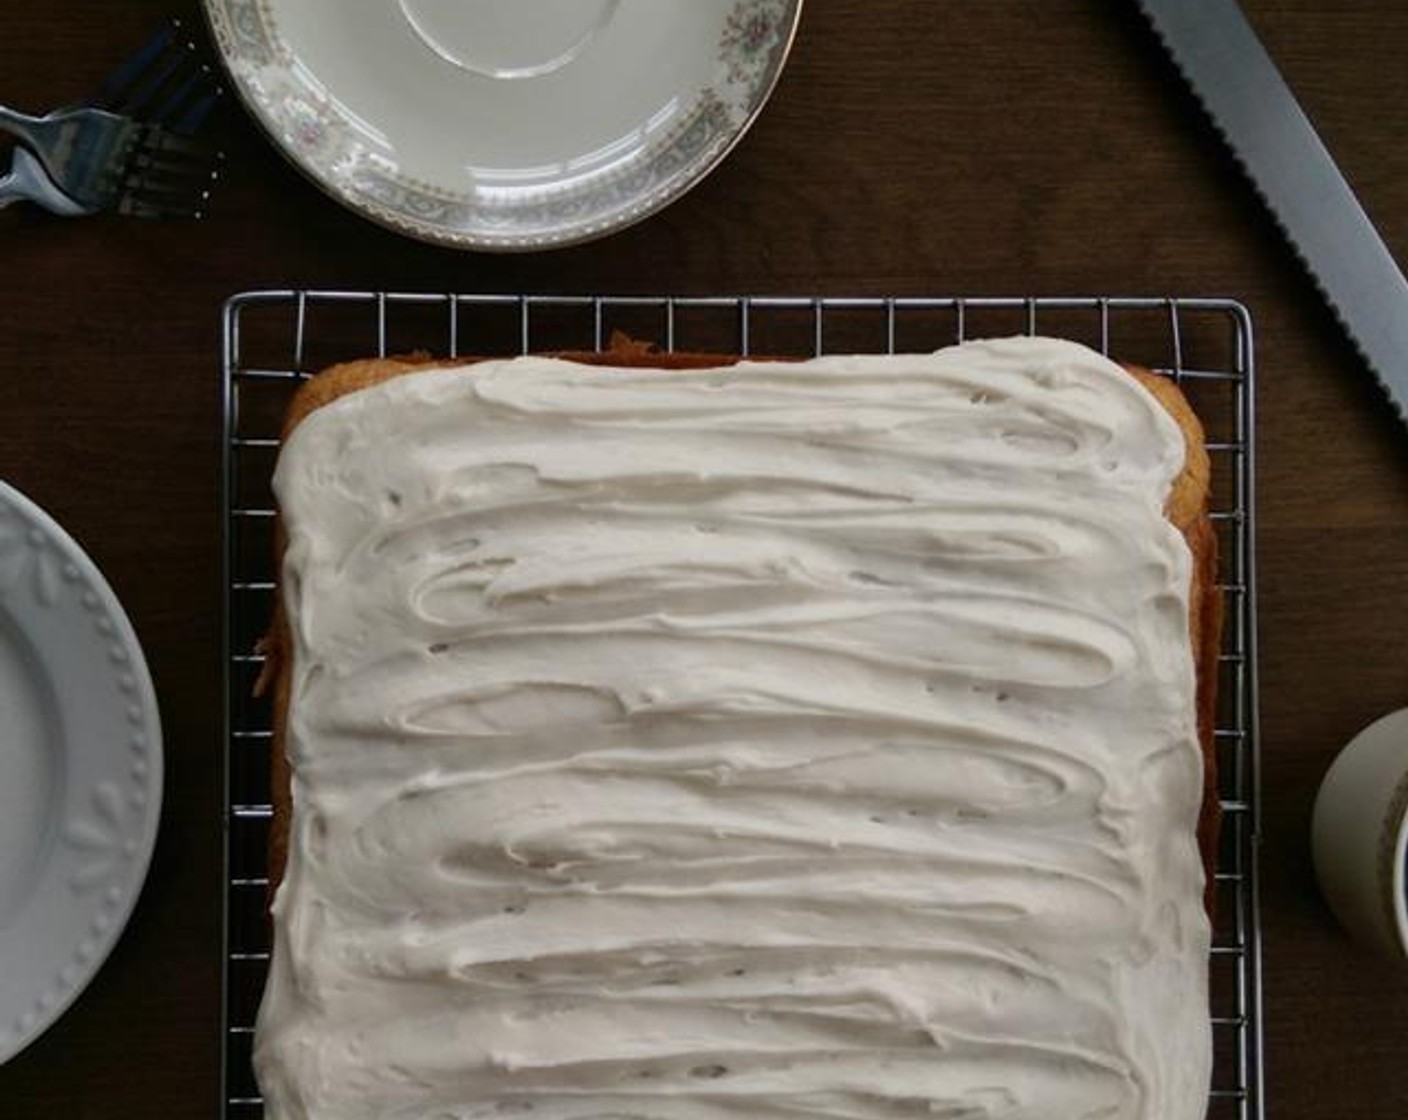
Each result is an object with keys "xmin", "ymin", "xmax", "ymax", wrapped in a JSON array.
[{"xmin": 2, "ymin": 2, "xmax": 1405, "ymax": 1117}]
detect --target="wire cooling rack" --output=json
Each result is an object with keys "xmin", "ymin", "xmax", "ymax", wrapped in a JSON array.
[{"xmin": 221, "ymin": 292, "xmax": 1264, "ymax": 1120}]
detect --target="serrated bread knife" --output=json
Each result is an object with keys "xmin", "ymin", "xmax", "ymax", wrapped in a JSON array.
[{"xmin": 1136, "ymin": 0, "xmax": 1408, "ymax": 425}]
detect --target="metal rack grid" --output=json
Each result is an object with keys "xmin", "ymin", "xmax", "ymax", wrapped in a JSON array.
[{"xmin": 221, "ymin": 292, "xmax": 1264, "ymax": 1120}]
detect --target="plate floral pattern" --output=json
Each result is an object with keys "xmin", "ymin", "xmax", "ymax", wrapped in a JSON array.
[{"xmin": 202, "ymin": 0, "xmax": 804, "ymax": 250}]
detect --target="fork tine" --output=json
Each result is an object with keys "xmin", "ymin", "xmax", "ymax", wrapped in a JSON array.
[
  {"xmin": 118, "ymin": 179, "xmax": 213, "ymax": 219},
  {"xmin": 171, "ymin": 88, "xmax": 223, "ymax": 137},
  {"xmin": 90, "ymin": 22, "xmax": 177, "ymax": 111},
  {"xmin": 125, "ymin": 151, "xmax": 211, "ymax": 188},
  {"xmin": 143, "ymin": 129, "xmax": 206, "ymax": 157},
  {"xmin": 151, "ymin": 68, "xmax": 221, "ymax": 134},
  {"xmin": 123, "ymin": 163, "xmax": 216, "ymax": 196},
  {"xmin": 120, "ymin": 164, "xmax": 214, "ymax": 202},
  {"xmin": 124, "ymin": 165, "xmax": 218, "ymax": 193},
  {"xmin": 125, "ymin": 155, "xmax": 218, "ymax": 187},
  {"xmin": 117, "ymin": 194, "xmax": 206, "ymax": 220},
  {"xmin": 116, "ymin": 197, "xmax": 161, "ymax": 218},
  {"xmin": 117, "ymin": 50, "xmax": 193, "ymax": 121}
]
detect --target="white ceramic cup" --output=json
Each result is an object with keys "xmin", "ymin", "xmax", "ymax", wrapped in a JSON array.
[{"xmin": 1311, "ymin": 707, "xmax": 1408, "ymax": 961}]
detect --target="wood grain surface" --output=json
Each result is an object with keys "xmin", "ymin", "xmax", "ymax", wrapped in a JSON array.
[{"xmin": 1, "ymin": 2, "xmax": 1405, "ymax": 1117}]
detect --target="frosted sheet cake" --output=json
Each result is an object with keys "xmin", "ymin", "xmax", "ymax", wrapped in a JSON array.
[{"xmin": 254, "ymin": 336, "xmax": 1219, "ymax": 1120}]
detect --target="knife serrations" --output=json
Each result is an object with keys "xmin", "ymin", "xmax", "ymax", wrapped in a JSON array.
[{"xmin": 1136, "ymin": 0, "xmax": 1408, "ymax": 426}]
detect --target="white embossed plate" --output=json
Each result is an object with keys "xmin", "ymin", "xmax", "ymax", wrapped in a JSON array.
[
  {"xmin": 202, "ymin": 0, "xmax": 804, "ymax": 250},
  {"xmin": 0, "ymin": 481, "xmax": 162, "ymax": 1065}
]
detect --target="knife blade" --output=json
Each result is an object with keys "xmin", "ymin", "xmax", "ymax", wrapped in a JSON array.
[{"xmin": 1135, "ymin": 0, "xmax": 1408, "ymax": 424}]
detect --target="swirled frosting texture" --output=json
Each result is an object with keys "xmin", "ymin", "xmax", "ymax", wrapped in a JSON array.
[{"xmin": 256, "ymin": 338, "xmax": 1211, "ymax": 1120}]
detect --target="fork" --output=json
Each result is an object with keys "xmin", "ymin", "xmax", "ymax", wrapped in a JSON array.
[
  {"xmin": 0, "ymin": 20, "xmax": 222, "ymax": 219},
  {"xmin": 92, "ymin": 18, "xmax": 225, "ymax": 219}
]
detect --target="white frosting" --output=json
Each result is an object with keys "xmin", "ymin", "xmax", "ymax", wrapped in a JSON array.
[{"xmin": 256, "ymin": 337, "xmax": 1211, "ymax": 1120}]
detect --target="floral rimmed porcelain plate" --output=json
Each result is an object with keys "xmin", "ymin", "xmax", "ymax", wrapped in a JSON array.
[
  {"xmin": 203, "ymin": 0, "xmax": 805, "ymax": 250},
  {"xmin": 0, "ymin": 481, "xmax": 161, "ymax": 1065}
]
